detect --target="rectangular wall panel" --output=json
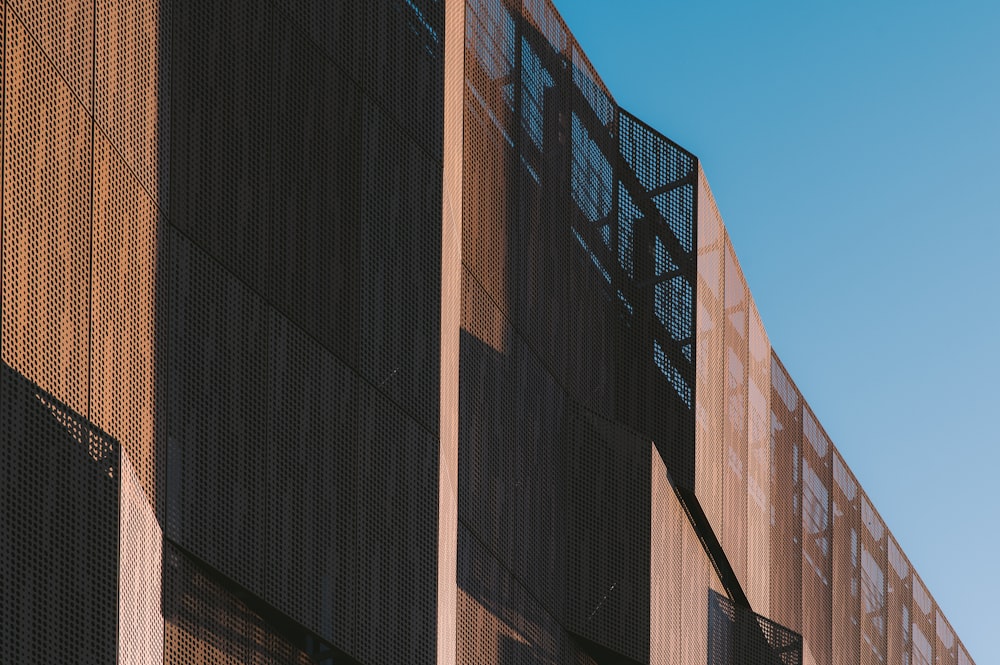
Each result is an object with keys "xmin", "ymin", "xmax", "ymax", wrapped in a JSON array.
[
  {"xmin": 3, "ymin": 9, "xmax": 92, "ymax": 417},
  {"xmin": 91, "ymin": 130, "xmax": 167, "ymax": 519}
]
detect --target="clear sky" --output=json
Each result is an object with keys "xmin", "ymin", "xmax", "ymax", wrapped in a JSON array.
[{"xmin": 557, "ymin": 1, "xmax": 999, "ymax": 662}]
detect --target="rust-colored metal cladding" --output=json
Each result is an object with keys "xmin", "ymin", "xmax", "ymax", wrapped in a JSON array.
[{"xmin": 1, "ymin": 0, "xmax": 977, "ymax": 662}]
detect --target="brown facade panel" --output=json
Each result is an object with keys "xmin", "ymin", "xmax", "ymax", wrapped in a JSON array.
[
  {"xmin": 831, "ymin": 450, "xmax": 861, "ymax": 665},
  {"xmin": 457, "ymin": 523, "xmax": 575, "ymax": 665},
  {"xmin": 91, "ymin": 130, "xmax": 167, "ymax": 519},
  {"xmin": 745, "ymin": 302, "xmax": 771, "ymax": 616},
  {"xmin": 118, "ymin": 451, "xmax": 164, "ymax": 665},
  {"xmin": 769, "ymin": 355, "xmax": 803, "ymax": 632},
  {"xmin": 94, "ymin": 0, "xmax": 169, "ymax": 206},
  {"xmin": 695, "ymin": 169, "xmax": 726, "ymax": 555},
  {"xmin": 722, "ymin": 240, "xmax": 748, "ymax": 586},
  {"xmin": 564, "ymin": 403, "xmax": 651, "ymax": 661},
  {"xmin": 800, "ymin": 407, "xmax": 833, "ymax": 665},
  {"xmin": 3, "ymin": 8, "xmax": 91, "ymax": 416},
  {"xmin": 7, "ymin": 0, "xmax": 92, "ymax": 109}
]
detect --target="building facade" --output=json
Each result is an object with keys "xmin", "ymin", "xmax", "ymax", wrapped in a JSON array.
[{"xmin": 0, "ymin": 0, "xmax": 975, "ymax": 664}]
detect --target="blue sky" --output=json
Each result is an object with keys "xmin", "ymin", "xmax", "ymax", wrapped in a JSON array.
[{"xmin": 557, "ymin": 1, "xmax": 999, "ymax": 661}]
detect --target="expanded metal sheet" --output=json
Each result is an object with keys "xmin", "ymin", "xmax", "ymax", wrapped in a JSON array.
[
  {"xmin": 268, "ymin": 16, "xmax": 362, "ymax": 368},
  {"xmin": 831, "ymin": 450, "xmax": 861, "ymax": 665},
  {"xmin": 169, "ymin": 0, "xmax": 272, "ymax": 296},
  {"xmin": 355, "ymin": 384, "xmax": 439, "ymax": 665},
  {"xmin": 456, "ymin": 523, "xmax": 575, "ymax": 665},
  {"xmin": 564, "ymin": 403, "xmax": 651, "ymax": 661},
  {"xmin": 358, "ymin": 96, "xmax": 443, "ymax": 433},
  {"xmin": 119, "ymin": 451, "xmax": 164, "ymax": 665}
]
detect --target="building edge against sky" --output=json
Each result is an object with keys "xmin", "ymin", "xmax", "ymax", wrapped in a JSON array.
[{"xmin": 0, "ymin": 1, "xmax": 976, "ymax": 665}]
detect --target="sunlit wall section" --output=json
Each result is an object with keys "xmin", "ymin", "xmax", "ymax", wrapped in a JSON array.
[
  {"xmin": 746, "ymin": 298, "xmax": 772, "ymax": 616},
  {"xmin": 650, "ymin": 445, "xmax": 727, "ymax": 665},
  {"xmin": 695, "ymin": 168, "xmax": 726, "ymax": 543},
  {"xmin": 801, "ymin": 406, "xmax": 833, "ymax": 665},
  {"xmin": 722, "ymin": 236, "xmax": 749, "ymax": 587}
]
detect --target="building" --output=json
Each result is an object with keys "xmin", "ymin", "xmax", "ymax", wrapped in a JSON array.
[{"xmin": 0, "ymin": 0, "xmax": 975, "ymax": 663}]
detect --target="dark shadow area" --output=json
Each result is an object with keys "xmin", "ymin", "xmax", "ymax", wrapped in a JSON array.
[
  {"xmin": 707, "ymin": 589, "xmax": 803, "ymax": 665},
  {"xmin": 0, "ymin": 361, "xmax": 119, "ymax": 664},
  {"xmin": 162, "ymin": 541, "xmax": 361, "ymax": 665}
]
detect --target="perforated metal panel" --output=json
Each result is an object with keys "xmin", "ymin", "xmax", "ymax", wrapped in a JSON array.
[
  {"xmin": 91, "ymin": 130, "xmax": 166, "ymax": 520},
  {"xmin": 95, "ymin": 0, "xmax": 170, "ymax": 205},
  {"xmin": 169, "ymin": 0, "xmax": 272, "ymax": 296},
  {"xmin": 3, "ymin": 8, "xmax": 91, "ymax": 416},
  {"xmin": 166, "ymin": 229, "xmax": 269, "ymax": 597},
  {"xmin": 264, "ymin": 313, "xmax": 358, "ymax": 650},
  {"xmin": 119, "ymin": 451, "xmax": 164, "ymax": 665},
  {"xmin": 0, "ymin": 367, "xmax": 119, "ymax": 664},
  {"xmin": 7, "ymin": 0, "xmax": 92, "ymax": 109}
]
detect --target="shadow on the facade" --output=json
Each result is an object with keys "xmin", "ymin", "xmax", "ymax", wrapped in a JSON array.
[
  {"xmin": 0, "ymin": 361, "xmax": 119, "ymax": 663},
  {"xmin": 707, "ymin": 589, "xmax": 803, "ymax": 665}
]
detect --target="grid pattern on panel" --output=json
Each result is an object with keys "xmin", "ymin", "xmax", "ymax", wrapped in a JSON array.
[
  {"xmin": 859, "ymin": 495, "xmax": 887, "ymax": 665},
  {"xmin": 355, "ymin": 384, "xmax": 439, "ymax": 665},
  {"xmin": 707, "ymin": 590, "xmax": 802, "ymax": 665},
  {"xmin": 456, "ymin": 523, "xmax": 575, "ymax": 665},
  {"xmin": 91, "ymin": 130, "xmax": 166, "ymax": 519},
  {"xmin": 616, "ymin": 110, "xmax": 696, "ymax": 486},
  {"xmin": 169, "ymin": 0, "xmax": 272, "ymax": 296},
  {"xmin": 2, "ymin": 8, "xmax": 91, "ymax": 416},
  {"xmin": 721, "ymin": 241, "xmax": 748, "ymax": 587},
  {"xmin": 359, "ymin": 96, "xmax": 443, "ymax": 434},
  {"xmin": 695, "ymin": 170, "xmax": 726, "ymax": 558},
  {"xmin": 268, "ymin": 15, "xmax": 361, "ymax": 369},
  {"xmin": 800, "ymin": 407, "xmax": 832, "ymax": 665},
  {"xmin": 886, "ymin": 536, "xmax": 912, "ymax": 665},
  {"xmin": 166, "ymin": 229, "xmax": 269, "ymax": 598},
  {"xmin": 564, "ymin": 403, "xmax": 651, "ymax": 661},
  {"xmin": 746, "ymin": 302, "xmax": 771, "ymax": 616},
  {"xmin": 0, "ymin": 367, "xmax": 119, "ymax": 665},
  {"xmin": 769, "ymin": 355, "xmax": 803, "ymax": 632},
  {"xmin": 265, "ymin": 314, "xmax": 358, "ymax": 652},
  {"xmin": 459, "ymin": 266, "xmax": 520, "ymax": 574},
  {"xmin": 7, "ymin": 0, "xmax": 92, "ymax": 109},
  {"xmin": 650, "ymin": 450, "xmax": 684, "ymax": 665},
  {"xmin": 94, "ymin": 0, "xmax": 169, "ymax": 205},
  {"xmin": 277, "ymin": 0, "xmax": 443, "ymax": 158},
  {"xmin": 458, "ymin": 262, "xmax": 570, "ymax": 623},
  {"xmin": 119, "ymin": 451, "xmax": 164, "ymax": 665},
  {"xmin": 463, "ymin": 0, "xmax": 517, "ymax": 319},
  {"xmin": 162, "ymin": 543, "xmax": 359, "ymax": 665},
  {"xmin": 831, "ymin": 450, "xmax": 861, "ymax": 665}
]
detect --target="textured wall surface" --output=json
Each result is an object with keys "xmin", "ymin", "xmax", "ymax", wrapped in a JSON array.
[
  {"xmin": 0, "ymin": 0, "xmax": 977, "ymax": 663},
  {"xmin": 2, "ymin": 0, "xmax": 445, "ymax": 662},
  {"xmin": 695, "ymin": 170, "xmax": 976, "ymax": 665}
]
